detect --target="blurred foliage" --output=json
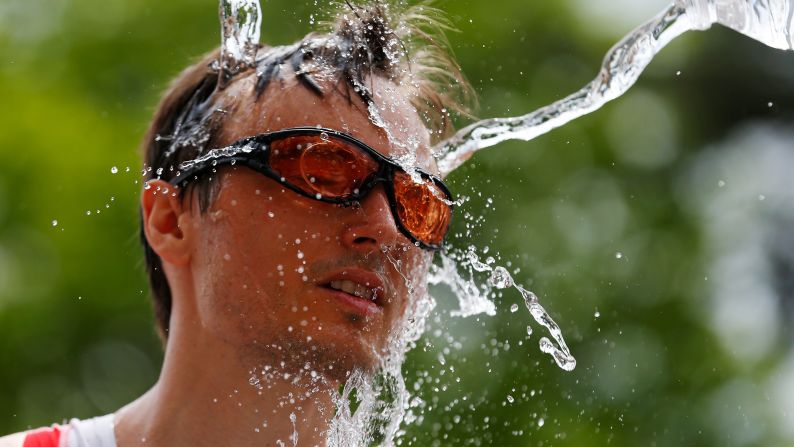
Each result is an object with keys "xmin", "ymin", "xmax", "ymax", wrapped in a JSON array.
[{"xmin": 1, "ymin": 0, "xmax": 793, "ymax": 446}]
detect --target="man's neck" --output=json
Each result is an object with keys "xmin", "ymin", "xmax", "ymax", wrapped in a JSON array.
[{"xmin": 115, "ymin": 323, "xmax": 336, "ymax": 447}]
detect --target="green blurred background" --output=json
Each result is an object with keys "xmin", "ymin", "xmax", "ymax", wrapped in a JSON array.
[{"xmin": 1, "ymin": 0, "xmax": 793, "ymax": 445}]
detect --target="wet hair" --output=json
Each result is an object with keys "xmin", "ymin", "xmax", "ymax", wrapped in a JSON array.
[{"xmin": 140, "ymin": 1, "xmax": 475, "ymax": 343}]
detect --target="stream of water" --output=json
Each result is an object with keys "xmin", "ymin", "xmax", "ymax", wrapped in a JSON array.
[
  {"xmin": 219, "ymin": 0, "xmax": 262, "ymax": 85},
  {"xmin": 434, "ymin": 0, "xmax": 794, "ymax": 176}
]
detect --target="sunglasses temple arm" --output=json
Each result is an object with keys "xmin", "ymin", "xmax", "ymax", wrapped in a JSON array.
[{"xmin": 168, "ymin": 156, "xmax": 268, "ymax": 186}]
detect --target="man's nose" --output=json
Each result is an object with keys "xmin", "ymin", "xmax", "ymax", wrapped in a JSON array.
[{"xmin": 340, "ymin": 184, "xmax": 404, "ymax": 251}]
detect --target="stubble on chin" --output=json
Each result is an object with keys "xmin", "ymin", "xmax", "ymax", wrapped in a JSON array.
[{"xmin": 238, "ymin": 330, "xmax": 383, "ymax": 385}]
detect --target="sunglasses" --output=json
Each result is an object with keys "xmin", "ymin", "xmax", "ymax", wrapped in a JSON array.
[{"xmin": 169, "ymin": 127, "xmax": 454, "ymax": 250}]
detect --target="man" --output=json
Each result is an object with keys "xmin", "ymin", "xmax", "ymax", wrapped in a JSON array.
[{"xmin": 1, "ymin": 2, "xmax": 472, "ymax": 446}]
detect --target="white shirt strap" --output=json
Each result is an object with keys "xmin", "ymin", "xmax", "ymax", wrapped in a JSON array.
[{"xmin": 66, "ymin": 414, "xmax": 116, "ymax": 447}]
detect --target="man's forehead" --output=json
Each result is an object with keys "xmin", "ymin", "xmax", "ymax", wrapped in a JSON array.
[{"xmin": 215, "ymin": 72, "xmax": 438, "ymax": 174}]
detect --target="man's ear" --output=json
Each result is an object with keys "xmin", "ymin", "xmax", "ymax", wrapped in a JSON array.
[{"xmin": 141, "ymin": 179, "xmax": 191, "ymax": 266}]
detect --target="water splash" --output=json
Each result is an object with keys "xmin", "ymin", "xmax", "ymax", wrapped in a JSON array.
[
  {"xmin": 289, "ymin": 412, "xmax": 298, "ymax": 446},
  {"xmin": 219, "ymin": 0, "xmax": 262, "ymax": 85},
  {"xmin": 517, "ymin": 286, "xmax": 576, "ymax": 371},
  {"xmin": 326, "ymin": 250, "xmax": 436, "ymax": 447},
  {"xmin": 430, "ymin": 248, "xmax": 576, "ymax": 371},
  {"xmin": 681, "ymin": 0, "xmax": 794, "ymax": 49},
  {"xmin": 192, "ymin": 1, "xmax": 790, "ymax": 443},
  {"xmin": 176, "ymin": 141, "xmax": 257, "ymax": 173},
  {"xmin": 435, "ymin": 0, "xmax": 794, "ymax": 176},
  {"xmin": 428, "ymin": 251, "xmax": 496, "ymax": 318}
]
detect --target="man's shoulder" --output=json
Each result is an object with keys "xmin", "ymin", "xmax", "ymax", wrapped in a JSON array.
[{"xmin": 0, "ymin": 425, "xmax": 62, "ymax": 447}]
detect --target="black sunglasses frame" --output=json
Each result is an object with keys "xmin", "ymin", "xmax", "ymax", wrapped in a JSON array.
[{"xmin": 168, "ymin": 127, "xmax": 454, "ymax": 250}]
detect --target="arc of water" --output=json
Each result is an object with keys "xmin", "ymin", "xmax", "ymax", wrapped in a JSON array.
[
  {"xmin": 433, "ymin": 3, "xmax": 692, "ymax": 177},
  {"xmin": 436, "ymin": 0, "xmax": 794, "ymax": 176},
  {"xmin": 219, "ymin": 0, "xmax": 263, "ymax": 87}
]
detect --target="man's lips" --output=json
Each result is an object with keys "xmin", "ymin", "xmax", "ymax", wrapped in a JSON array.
[{"xmin": 317, "ymin": 269, "xmax": 387, "ymax": 314}]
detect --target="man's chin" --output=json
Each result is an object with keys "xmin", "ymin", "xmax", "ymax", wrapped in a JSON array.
[{"xmin": 245, "ymin": 332, "xmax": 384, "ymax": 384}]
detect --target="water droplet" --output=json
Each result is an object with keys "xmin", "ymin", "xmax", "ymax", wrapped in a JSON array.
[
  {"xmin": 768, "ymin": 101, "xmax": 774, "ymax": 108},
  {"xmin": 320, "ymin": 132, "xmax": 329, "ymax": 141},
  {"xmin": 489, "ymin": 266, "xmax": 513, "ymax": 289},
  {"xmin": 718, "ymin": 179, "xmax": 726, "ymax": 188},
  {"xmin": 676, "ymin": 70, "xmax": 682, "ymax": 76},
  {"xmin": 527, "ymin": 325, "xmax": 533, "ymax": 337},
  {"xmin": 594, "ymin": 311, "xmax": 601, "ymax": 318},
  {"xmin": 615, "ymin": 252, "xmax": 623, "ymax": 259},
  {"xmin": 510, "ymin": 303, "xmax": 519, "ymax": 313},
  {"xmin": 110, "ymin": 166, "xmax": 118, "ymax": 174},
  {"xmin": 52, "ymin": 220, "xmax": 58, "ymax": 227},
  {"xmin": 537, "ymin": 418, "xmax": 545, "ymax": 428},
  {"xmin": 506, "ymin": 395, "xmax": 514, "ymax": 403},
  {"xmin": 758, "ymin": 194, "xmax": 766, "ymax": 201},
  {"xmin": 467, "ymin": 251, "xmax": 491, "ymax": 272}
]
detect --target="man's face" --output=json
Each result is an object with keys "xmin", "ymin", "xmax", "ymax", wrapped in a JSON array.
[{"xmin": 185, "ymin": 73, "xmax": 437, "ymax": 380}]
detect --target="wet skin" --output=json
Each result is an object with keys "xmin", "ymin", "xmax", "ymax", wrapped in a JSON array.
[{"xmin": 148, "ymin": 71, "xmax": 437, "ymax": 380}]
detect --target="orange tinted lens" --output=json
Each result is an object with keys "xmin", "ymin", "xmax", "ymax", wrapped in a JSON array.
[
  {"xmin": 268, "ymin": 135, "xmax": 379, "ymax": 197},
  {"xmin": 393, "ymin": 171, "xmax": 452, "ymax": 247}
]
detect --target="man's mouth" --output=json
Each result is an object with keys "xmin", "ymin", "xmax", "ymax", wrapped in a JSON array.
[
  {"xmin": 319, "ymin": 270, "xmax": 387, "ymax": 315},
  {"xmin": 328, "ymin": 280, "xmax": 378, "ymax": 302}
]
